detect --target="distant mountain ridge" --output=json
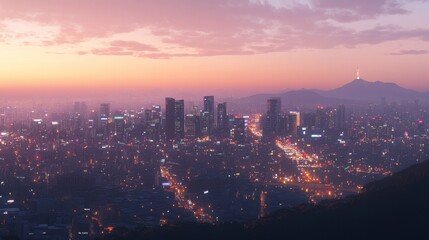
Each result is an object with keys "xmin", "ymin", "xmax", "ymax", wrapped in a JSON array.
[
  {"xmin": 316, "ymin": 78, "xmax": 421, "ymax": 102},
  {"xmin": 235, "ymin": 79, "xmax": 427, "ymax": 109}
]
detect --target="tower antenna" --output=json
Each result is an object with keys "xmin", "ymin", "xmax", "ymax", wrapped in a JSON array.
[{"xmin": 356, "ymin": 65, "xmax": 360, "ymax": 79}]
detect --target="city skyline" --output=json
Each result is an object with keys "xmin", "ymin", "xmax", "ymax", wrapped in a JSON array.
[
  {"xmin": 1, "ymin": 1, "xmax": 429, "ymax": 239},
  {"xmin": 0, "ymin": 0, "xmax": 428, "ymax": 97}
]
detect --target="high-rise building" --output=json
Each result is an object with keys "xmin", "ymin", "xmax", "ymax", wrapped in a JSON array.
[
  {"xmin": 73, "ymin": 102, "xmax": 82, "ymax": 129},
  {"xmin": 217, "ymin": 102, "xmax": 228, "ymax": 135},
  {"xmin": 191, "ymin": 105, "xmax": 199, "ymax": 116},
  {"xmin": 80, "ymin": 102, "xmax": 88, "ymax": 122},
  {"xmin": 114, "ymin": 112, "xmax": 125, "ymax": 140},
  {"xmin": 72, "ymin": 101, "xmax": 87, "ymax": 128},
  {"xmin": 230, "ymin": 117, "xmax": 246, "ymax": 143},
  {"xmin": 200, "ymin": 111, "xmax": 211, "ymax": 136},
  {"xmin": 0, "ymin": 107, "xmax": 5, "ymax": 129},
  {"xmin": 277, "ymin": 114, "xmax": 288, "ymax": 137},
  {"xmin": 100, "ymin": 103, "xmax": 110, "ymax": 127},
  {"xmin": 203, "ymin": 96, "xmax": 215, "ymax": 134},
  {"xmin": 100, "ymin": 103, "xmax": 110, "ymax": 118},
  {"xmin": 336, "ymin": 105, "xmax": 346, "ymax": 132},
  {"xmin": 263, "ymin": 98, "xmax": 281, "ymax": 138},
  {"xmin": 174, "ymin": 100, "xmax": 185, "ymax": 139},
  {"xmin": 288, "ymin": 111, "xmax": 300, "ymax": 139},
  {"xmin": 165, "ymin": 98, "xmax": 176, "ymax": 140},
  {"xmin": 152, "ymin": 105, "xmax": 162, "ymax": 122},
  {"xmin": 144, "ymin": 109, "xmax": 153, "ymax": 121},
  {"xmin": 302, "ymin": 112, "xmax": 316, "ymax": 129},
  {"xmin": 185, "ymin": 114, "xmax": 198, "ymax": 138},
  {"xmin": 316, "ymin": 107, "xmax": 328, "ymax": 130}
]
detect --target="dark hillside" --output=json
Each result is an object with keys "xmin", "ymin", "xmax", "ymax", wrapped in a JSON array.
[{"xmin": 100, "ymin": 160, "xmax": 429, "ymax": 240}]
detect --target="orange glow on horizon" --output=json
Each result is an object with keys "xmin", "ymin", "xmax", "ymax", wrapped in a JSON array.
[{"xmin": 0, "ymin": 1, "xmax": 428, "ymax": 97}]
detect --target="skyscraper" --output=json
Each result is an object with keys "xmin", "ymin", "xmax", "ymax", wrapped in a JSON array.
[
  {"xmin": 263, "ymin": 98, "xmax": 281, "ymax": 138},
  {"xmin": 316, "ymin": 106, "xmax": 328, "ymax": 130},
  {"xmin": 100, "ymin": 103, "xmax": 110, "ymax": 118},
  {"xmin": 203, "ymin": 96, "xmax": 215, "ymax": 134},
  {"xmin": 336, "ymin": 105, "xmax": 346, "ymax": 132},
  {"xmin": 100, "ymin": 103, "xmax": 110, "ymax": 127},
  {"xmin": 165, "ymin": 98, "xmax": 176, "ymax": 140},
  {"xmin": 288, "ymin": 111, "xmax": 300, "ymax": 139},
  {"xmin": 230, "ymin": 117, "xmax": 245, "ymax": 143},
  {"xmin": 144, "ymin": 109, "xmax": 153, "ymax": 121},
  {"xmin": 80, "ymin": 102, "xmax": 88, "ymax": 123},
  {"xmin": 174, "ymin": 100, "xmax": 185, "ymax": 139},
  {"xmin": 200, "ymin": 111, "xmax": 211, "ymax": 136},
  {"xmin": 185, "ymin": 114, "xmax": 197, "ymax": 138},
  {"xmin": 114, "ymin": 112, "xmax": 125, "ymax": 141},
  {"xmin": 217, "ymin": 102, "xmax": 228, "ymax": 135},
  {"xmin": 73, "ymin": 102, "xmax": 82, "ymax": 129},
  {"xmin": 152, "ymin": 105, "xmax": 162, "ymax": 123}
]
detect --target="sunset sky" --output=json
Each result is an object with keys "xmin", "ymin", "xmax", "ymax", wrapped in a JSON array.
[{"xmin": 0, "ymin": 0, "xmax": 429, "ymax": 98}]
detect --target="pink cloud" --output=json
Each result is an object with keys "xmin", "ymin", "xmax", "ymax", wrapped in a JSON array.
[
  {"xmin": 84, "ymin": 40, "xmax": 160, "ymax": 57},
  {"xmin": 388, "ymin": 49, "xmax": 428, "ymax": 55},
  {"xmin": 314, "ymin": 0, "xmax": 408, "ymax": 21},
  {"xmin": 0, "ymin": 0, "xmax": 428, "ymax": 58},
  {"xmin": 109, "ymin": 40, "xmax": 159, "ymax": 52}
]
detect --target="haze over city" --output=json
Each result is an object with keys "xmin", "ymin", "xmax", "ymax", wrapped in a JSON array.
[{"xmin": 1, "ymin": 1, "xmax": 429, "ymax": 240}]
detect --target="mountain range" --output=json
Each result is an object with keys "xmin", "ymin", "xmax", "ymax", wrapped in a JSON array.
[{"xmin": 234, "ymin": 79, "xmax": 429, "ymax": 111}]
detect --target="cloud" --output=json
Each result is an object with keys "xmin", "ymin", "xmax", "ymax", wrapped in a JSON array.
[
  {"xmin": 0, "ymin": 0, "xmax": 428, "ymax": 58},
  {"xmin": 313, "ymin": 0, "xmax": 408, "ymax": 21},
  {"xmin": 388, "ymin": 49, "xmax": 428, "ymax": 55},
  {"xmin": 82, "ymin": 40, "xmax": 166, "ymax": 57},
  {"xmin": 109, "ymin": 40, "xmax": 159, "ymax": 52}
]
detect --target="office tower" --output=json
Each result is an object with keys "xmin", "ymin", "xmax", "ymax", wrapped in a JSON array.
[
  {"xmin": 288, "ymin": 111, "xmax": 300, "ymax": 139},
  {"xmin": 0, "ymin": 107, "xmax": 5, "ymax": 129},
  {"xmin": 263, "ymin": 98, "xmax": 281, "ymax": 138},
  {"xmin": 315, "ymin": 107, "xmax": 328, "ymax": 130},
  {"xmin": 302, "ymin": 112, "xmax": 316, "ymax": 129},
  {"xmin": 165, "ymin": 97, "xmax": 176, "ymax": 140},
  {"xmin": 336, "ymin": 105, "xmax": 346, "ymax": 132},
  {"xmin": 100, "ymin": 103, "xmax": 110, "ymax": 118},
  {"xmin": 80, "ymin": 102, "xmax": 88, "ymax": 123},
  {"xmin": 191, "ymin": 105, "xmax": 199, "ymax": 116},
  {"xmin": 203, "ymin": 96, "xmax": 215, "ymax": 134},
  {"xmin": 174, "ymin": 100, "xmax": 185, "ymax": 139},
  {"xmin": 185, "ymin": 114, "xmax": 197, "ymax": 138},
  {"xmin": 73, "ymin": 101, "xmax": 87, "ymax": 128},
  {"xmin": 194, "ymin": 115, "xmax": 201, "ymax": 137},
  {"xmin": 152, "ymin": 105, "xmax": 162, "ymax": 122},
  {"xmin": 88, "ymin": 110, "xmax": 97, "ymax": 128},
  {"xmin": 277, "ymin": 114, "xmax": 288, "ymax": 137},
  {"xmin": 200, "ymin": 111, "xmax": 211, "ymax": 136},
  {"xmin": 114, "ymin": 112, "xmax": 125, "ymax": 140},
  {"xmin": 217, "ymin": 102, "xmax": 228, "ymax": 135},
  {"xmin": 230, "ymin": 117, "xmax": 245, "ymax": 143},
  {"xmin": 73, "ymin": 102, "xmax": 82, "ymax": 129},
  {"xmin": 325, "ymin": 108, "xmax": 336, "ymax": 130},
  {"xmin": 144, "ymin": 109, "xmax": 153, "ymax": 121},
  {"xmin": 267, "ymin": 98, "xmax": 281, "ymax": 116},
  {"xmin": 100, "ymin": 103, "xmax": 110, "ymax": 127}
]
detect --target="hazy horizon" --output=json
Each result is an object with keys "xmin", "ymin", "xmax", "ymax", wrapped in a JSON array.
[
  {"xmin": 1, "ymin": 2, "xmax": 429, "ymax": 238},
  {"xmin": 0, "ymin": 0, "xmax": 428, "ymax": 98}
]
